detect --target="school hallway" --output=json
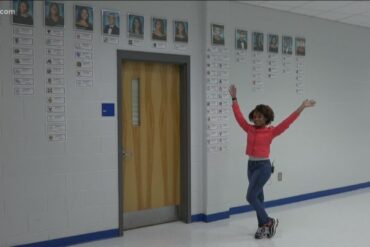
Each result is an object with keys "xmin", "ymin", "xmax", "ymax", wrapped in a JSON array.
[{"xmin": 76, "ymin": 188, "xmax": 370, "ymax": 247}]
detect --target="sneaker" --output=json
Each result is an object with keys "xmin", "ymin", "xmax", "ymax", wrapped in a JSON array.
[
  {"xmin": 254, "ymin": 226, "xmax": 268, "ymax": 239},
  {"xmin": 267, "ymin": 218, "xmax": 279, "ymax": 238}
]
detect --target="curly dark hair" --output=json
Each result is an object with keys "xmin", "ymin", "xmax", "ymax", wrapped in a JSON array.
[{"xmin": 249, "ymin": 104, "xmax": 274, "ymax": 125}]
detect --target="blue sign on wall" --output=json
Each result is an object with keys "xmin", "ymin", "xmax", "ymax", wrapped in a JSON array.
[{"xmin": 102, "ymin": 103, "xmax": 115, "ymax": 117}]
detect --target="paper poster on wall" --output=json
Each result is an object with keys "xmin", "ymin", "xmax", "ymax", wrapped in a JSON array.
[
  {"xmin": 75, "ymin": 32, "xmax": 93, "ymax": 40},
  {"xmin": 13, "ymin": 67, "xmax": 33, "ymax": 75},
  {"xmin": 48, "ymin": 134, "xmax": 66, "ymax": 141},
  {"xmin": 46, "ymin": 47, "xmax": 63, "ymax": 56},
  {"xmin": 14, "ymin": 36, "xmax": 33, "ymax": 45},
  {"xmin": 267, "ymin": 53, "xmax": 279, "ymax": 79},
  {"xmin": 47, "ymin": 96, "xmax": 65, "ymax": 104},
  {"xmin": 174, "ymin": 20, "xmax": 188, "ymax": 45},
  {"xmin": 14, "ymin": 78, "xmax": 33, "ymax": 85},
  {"xmin": 102, "ymin": 9, "xmax": 120, "ymax": 36},
  {"xmin": 47, "ymin": 105, "xmax": 65, "ymax": 113},
  {"xmin": 295, "ymin": 37, "xmax": 305, "ymax": 56},
  {"xmin": 75, "ymin": 50, "xmax": 92, "ymax": 60},
  {"xmin": 46, "ymin": 57, "xmax": 64, "ymax": 66},
  {"xmin": 46, "ymin": 77, "xmax": 64, "ymax": 86},
  {"xmin": 47, "ymin": 113, "xmax": 66, "ymax": 122},
  {"xmin": 282, "ymin": 35, "xmax": 293, "ymax": 55},
  {"xmin": 46, "ymin": 67, "xmax": 64, "ymax": 75},
  {"xmin": 252, "ymin": 32, "xmax": 263, "ymax": 52},
  {"xmin": 46, "ymin": 37, "xmax": 64, "ymax": 46},
  {"xmin": 14, "ymin": 47, "xmax": 33, "ymax": 55},
  {"xmin": 128, "ymin": 13, "xmax": 144, "ymax": 39},
  {"xmin": 12, "ymin": 0, "xmax": 34, "ymax": 26},
  {"xmin": 14, "ymin": 56, "xmax": 33, "ymax": 65},
  {"xmin": 103, "ymin": 36, "xmax": 119, "ymax": 45},
  {"xmin": 14, "ymin": 86, "xmax": 34, "ymax": 95},
  {"xmin": 211, "ymin": 23, "xmax": 225, "ymax": 46},
  {"xmin": 46, "ymin": 87, "xmax": 65, "ymax": 95},
  {"xmin": 75, "ymin": 41, "xmax": 93, "ymax": 50},
  {"xmin": 46, "ymin": 28, "xmax": 64, "ymax": 37},
  {"xmin": 76, "ymin": 79, "xmax": 93, "ymax": 87},
  {"xmin": 268, "ymin": 34, "xmax": 278, "ymax": 53},
  {"xmin": 47, "ymin": 123, "xmax": 66, "ymax": 133},
  {"xmin": 74, "ymin": 5, "xmax": 94, "ymax": 31},
  {"xmin": 74, "ymin": 26, "xmax": 94, "ymax": 88},
  {"xmin": 12, "ymin": 5, "xmax": 35, "ymax": 97},
  {"xmin": 153, "ymin": 42, "xmax": 166, "ymax": 49},
  {"xmin": 205, "ymin": 46, "xmax": 230, "ymax": 153},
  {"xmin": 151, "ymin": 17, "xmax": 167, "ymax": 41},
  {"xmin": 44, "ymin": 1, "xmax": 65, "ymax": 28},
  {"xmin": 13, "ymin": 26, "xmax": 33, "ymax": 36},
  {"xmin": 173, "ymin": 43, "xmax": 189, "ymax": 51},
  {"xmin": 235, "ymin": 29, "xmax": 247, "ymax": 50}
]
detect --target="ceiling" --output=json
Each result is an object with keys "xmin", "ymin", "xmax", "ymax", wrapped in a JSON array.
[{"xmin": 240, "ymin": 1, "xmax": 370, "ymax": 29}]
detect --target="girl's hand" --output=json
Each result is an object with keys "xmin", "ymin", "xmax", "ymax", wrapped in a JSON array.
[
  {"xmin": 229, "ymin": 84, "xmax": 237, "ymax": 98},
  {"xmin": 296, "ymin": 99, "xmax": 316, "ymax": 114},
  {"xmin": 302, "ymin": 99, "xmax": 316, "ymax": 108}
]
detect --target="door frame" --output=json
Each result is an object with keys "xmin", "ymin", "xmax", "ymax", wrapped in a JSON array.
[{"xmin": 117, "ymin": 50, "xmax": 191, "ymax": 235}]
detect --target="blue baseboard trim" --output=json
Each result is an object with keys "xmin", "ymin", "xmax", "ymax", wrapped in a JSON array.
[
  {"xmin": 15, "ymin": 181, "xmax": 370, "ymax": 246},
  {"xmin": 15, "ymin": 229, "xmax": 119, "ymax": 247},
  {"xmin": 191, "ymin": 181, "xmax": 370, "ymax": 223}
]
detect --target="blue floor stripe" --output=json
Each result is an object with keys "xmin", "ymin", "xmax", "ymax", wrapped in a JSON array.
[
  {"xmin": 192, "ymin": 181, "xmax": 370, "ymax": 223},
  {"xmin": 15, "ymin": 229, "xmax": 119, "ymax": 247},
  {"xmin": 15, "ymin": 181, "xmax": 370, "ymax": 246}
]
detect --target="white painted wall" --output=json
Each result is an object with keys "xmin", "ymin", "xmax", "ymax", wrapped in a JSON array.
[
  {"xmin": 1, "ymin": 0, "xmax": 370, "ymax": 246},
  {"xmin": 204, "ymin": 1, "xmax": 370, "ymax": 215},
  {"xmin": 0, "ymin": 1, "xmax": 204, "ymax": 246}
]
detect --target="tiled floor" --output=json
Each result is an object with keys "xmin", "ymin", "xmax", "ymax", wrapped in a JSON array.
[{"xmin": 77, "ymin": 188, "xmax": 370, "ymax": 247}]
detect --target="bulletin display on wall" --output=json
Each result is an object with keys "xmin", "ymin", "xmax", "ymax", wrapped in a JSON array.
[
  {"xmin": 251, "ymin": 32, "xmax": 264, "ymax": 92},
  {"xmin": 44, "ymin": 1, "xmax": 66, "ymax": 142},
  {"xmin": 267, "ymin": 34, "xmax": 279, "ymax": 80},
  {"xmin": 101, "ymin": 9, "xmax": 120, "ymax": 45},
  {"xmin": 127, "ymin": 13, "xmax": 144, "ymax": 46},
  {"xmin": 235, "ymin": 28, "xmax": 247, "ymax": 63},
  {"xmin": 281, "ymin": 35, "xmax": 294, "ymax": 75},
  {"xmin": 74, "ymin": 31, "xmax": 94, "ymax": 87},
  {"xmin": 12, "ymin": 26, "xmax": 35, "ymax": 96},
  {"xmin": 173, "ymin": 20, "xmax": 189, "ymax": 51},
  {"xmin": 205, "ymin": 46, "xmax": 230, "ymax": 153},
  {"xmin": 151, "ymin": 16, "xmax": 167, "ymax": 49},
  {"xmin": 74, "ymin": 5, "xmax": 94, "ymax": 88},
  {"xmin": 295, "ymin": 37, "xmax": 305, "ymax": 95},
  {"xmin": 211, "ymin": 23, "xmax": 225, "ymax": 46}
]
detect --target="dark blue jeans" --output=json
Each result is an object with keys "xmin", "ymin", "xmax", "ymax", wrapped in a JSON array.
[{"xmin": 247, "ymin": 159, "xmax": 272, "ymax": 226}]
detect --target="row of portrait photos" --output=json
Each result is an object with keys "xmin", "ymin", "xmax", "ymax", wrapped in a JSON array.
[
  {"xmin": 212, "ymin": 24, "xmax": 305, "ymax": 56},
  {"xmin": 12, "ymin": 0, "xmax": 189, "ymax": 43}
]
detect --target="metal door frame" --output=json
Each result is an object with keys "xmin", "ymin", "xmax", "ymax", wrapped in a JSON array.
[{"xmin": 117, "ymin": 50, "xmax": 191, "ymax": 235}]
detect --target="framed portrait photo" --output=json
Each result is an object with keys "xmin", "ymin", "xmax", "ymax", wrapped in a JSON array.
[
  {"xmin": 211, "ymin": 24, "xmax": 224, "ymax": 46},
  {"xmin": 252, "ymin": 32, "xmax": 264, "ymax": 52},
  {"xmin": 102, "ymin": 10, "xmax": 120, "ymax": 36},
  {"xmin": 45, "ymin": 1, "xmax": 64, "ymax": 28},
  {"xmin": 174, "ymin": 20, "xmax": 188, "ymax": 43},
  {"xmin": 74, "ymin": 5, "xmax": 93, "ymax": 31},
  {"xmin": 12, "ymin": 0, "xmax": 34, "ymax": 26},
  {"xmin": 235, "ymin": 29, "xmax": 247, "ymax": 50},
  {"xmin": 128, "ymin": 13, "xmax": 144, "ymax": 39},
  {"xmin": 282, "ymin": 35, "xmax": 293, "ymax": 55},
  {"xmin": 151, "ymin": 17, "xmax": 167, "ymax": 41},
  {"xmin": 268, "ymin": 34, "xmax": 279, "ymax": 53},
  {"xmin": 295, "ymin": 37, "xmax": 305, "ymax": 56}
]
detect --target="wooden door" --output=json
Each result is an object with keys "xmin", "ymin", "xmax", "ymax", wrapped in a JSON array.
[{"xmin": 121, "ymin": 61, "xmax": 180, "ymax": 220}]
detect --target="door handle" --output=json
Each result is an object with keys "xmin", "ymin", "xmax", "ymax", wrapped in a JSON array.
[{"xmin": 122, "ymin": 150, "xmax": 133, "ymax": 158}]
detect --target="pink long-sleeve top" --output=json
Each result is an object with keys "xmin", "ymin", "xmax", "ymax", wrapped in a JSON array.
[{"xmin": 232, "ymin": 101, "xmax": 299, "ymax": 158}]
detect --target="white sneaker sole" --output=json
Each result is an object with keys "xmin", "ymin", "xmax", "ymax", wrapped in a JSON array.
[{"xmin": 268, "ymin": 218, "xmax": 279, "ymax": 238}]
